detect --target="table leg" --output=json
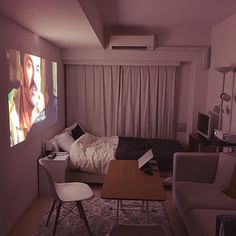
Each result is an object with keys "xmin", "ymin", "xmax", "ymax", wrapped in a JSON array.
[
  {"xmin": 120, "ymin": 200, "xmax": 123, "ymax": 210},
  {"xmin": 141, "ymin": 200, "xmax": 145, "ymax": 211},
  {"xmin": 116, "ymin": 200, "xmax": 120, "ymax": 224},
  {"xmin": 146, "ymin": 201, "xmax": 149, "ymax": 224}
]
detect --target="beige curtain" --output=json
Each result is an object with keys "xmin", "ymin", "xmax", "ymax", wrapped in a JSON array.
[{"xmin": 66, "ymin": 65, "xmax": 176, "ymax": 139}]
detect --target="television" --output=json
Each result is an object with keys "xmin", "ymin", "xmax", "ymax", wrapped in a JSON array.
[{"xmin": 196, "ymin": 112, "xmax": 212, "ymax": 139}]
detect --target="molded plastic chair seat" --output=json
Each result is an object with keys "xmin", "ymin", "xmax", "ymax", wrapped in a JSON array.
[
  {"xmin": 55, "ymin": 182, "xmax": 94, "ymax": 202},
  {"xmin": 39, "ymin": 158, "xmax": 94, "ymax": 236}
]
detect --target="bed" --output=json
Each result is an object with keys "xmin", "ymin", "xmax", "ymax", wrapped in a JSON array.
[{"xmin": 48, "ymin": 122, "xmax": 185, "ymax": 183}]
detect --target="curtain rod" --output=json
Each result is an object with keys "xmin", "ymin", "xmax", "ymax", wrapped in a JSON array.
[{"xmin": 63, "ymin": 59, "xmax": 180, "ymax": 66}]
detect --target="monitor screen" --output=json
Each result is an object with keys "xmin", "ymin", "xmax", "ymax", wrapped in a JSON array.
[
  {"xmin": 7, "ymin": 49, "xmax": 58, "ymax": 147},
  {"xmin": 197, "ymin": 112, "xmax": 211, "ymax": 139}
]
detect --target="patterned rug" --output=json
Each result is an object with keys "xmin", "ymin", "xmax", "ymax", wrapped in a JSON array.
[{"xmin": 34, "ymin": 196, "xmax": 173, "ymax": 236}]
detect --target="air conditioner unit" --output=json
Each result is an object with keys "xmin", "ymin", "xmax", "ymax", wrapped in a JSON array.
[{"xmin": 109, "ymin": 35, "xmax": 155, "ymax": 51}]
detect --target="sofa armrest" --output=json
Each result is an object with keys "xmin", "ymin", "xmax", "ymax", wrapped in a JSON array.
[
  {"xmin": 173, "ymin": 152, "xmax": 219, "ymax": 183},
  {"xmin": 216, "ymin": 214, "xmax": 236, "ymax": 236}
]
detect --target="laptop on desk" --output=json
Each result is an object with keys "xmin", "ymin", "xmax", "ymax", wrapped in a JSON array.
[{"xmin": 138, "ymin": 149, "xmax": 154, "ymax": 169}]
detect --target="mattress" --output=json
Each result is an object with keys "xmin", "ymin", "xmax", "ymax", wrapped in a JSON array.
[{"xmin": 48, "ymin": 124, "xmax": 184, "ymax": 175}]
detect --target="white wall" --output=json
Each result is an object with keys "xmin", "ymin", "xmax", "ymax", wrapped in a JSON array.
[
  {"xmin": 63, "ymin": 46, "xmax": 210, "ymax": 146},
  {"xmin": 207, "ymin": 13, "xmax": 236, "ymax": 132},
  {"xmin": 78, "ymin": 0, "xmax": 104, "ymax": 48},
  {"xmin": 0, "ymin": 14, "xmax": 65, "ymax": 235}
]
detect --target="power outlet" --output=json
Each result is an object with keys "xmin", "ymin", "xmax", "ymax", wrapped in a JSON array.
[{"xmin": 176, "ymin": 123, "xmax": 187, "ymax": 132}]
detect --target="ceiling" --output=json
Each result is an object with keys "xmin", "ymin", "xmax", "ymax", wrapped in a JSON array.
[{"xmin": 1, "ymin": 0, "xmax": 236, "ymax": 49}]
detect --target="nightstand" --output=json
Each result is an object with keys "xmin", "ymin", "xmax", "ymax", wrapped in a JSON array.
[{"xmin": 38, "ymin": 153, "xmax": 69, "ymax": 195}]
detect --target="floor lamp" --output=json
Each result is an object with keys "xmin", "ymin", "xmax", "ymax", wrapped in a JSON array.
[{"xmin": 215, "ymin": 67, "xmax": 234, "ymax": 130}]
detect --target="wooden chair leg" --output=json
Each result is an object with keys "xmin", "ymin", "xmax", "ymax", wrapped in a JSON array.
[
  {"xmin": 76, "ymin": 201, "xmax": 92, "ymax": 236},
  {"xmin": 46, "ymin": 200, "xmax": 57, "ymax": 226},
  {"xmin": 52, "ymin": 201, "xmax": 62, "ymax": 236}
]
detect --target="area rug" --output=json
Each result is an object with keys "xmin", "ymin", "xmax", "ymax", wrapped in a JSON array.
[{"xmin": 34, "ymin": 196, "xmax": 173, "ymax": 236}]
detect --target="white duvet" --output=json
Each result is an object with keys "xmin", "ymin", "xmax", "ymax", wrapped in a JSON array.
[{"xmin": 69, "ymin": 133, "xmax": 119, "ymax": 174}]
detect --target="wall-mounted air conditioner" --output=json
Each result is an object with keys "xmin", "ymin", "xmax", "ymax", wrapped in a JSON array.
[{"xmin": 109, "ymin": 35, "xmax": 156, "ymax": 51}]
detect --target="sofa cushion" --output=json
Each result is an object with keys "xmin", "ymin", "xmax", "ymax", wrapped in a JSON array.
[
  {"xmin": 213, "ymin": 152, "xmax": 236, "ymax": 190},
  {"xmin": 225, "ymin": 163, "xmax": 236, "ymax": 199},
  {"xmin": 173, "ymin": 153, "xmax": 219, "ymax": 183},
  {"xmin": 187, "ymin": 209, "xmax": 236, "ymax": 236},
  {"xmin": 174, "ymin": 181, "xmax": 236, "ymax": 212}
]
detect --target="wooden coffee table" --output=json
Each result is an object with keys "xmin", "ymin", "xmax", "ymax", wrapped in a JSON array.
[{"xmin": 101, "ymin": 160, "xmax": 166, "ymax": 224}]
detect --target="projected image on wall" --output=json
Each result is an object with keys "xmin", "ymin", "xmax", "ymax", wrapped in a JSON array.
[
  {"xmin": 51, "ymin": 61, "xmax": 58, "ymax": 123},
  {"xmin": 7, "ymin": 49, "xmax": 58, "ymax": 147}
]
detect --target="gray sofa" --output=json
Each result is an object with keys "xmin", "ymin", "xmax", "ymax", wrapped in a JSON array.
[{"xmin": 172, "ymin": 152, "xmax": 236, "ymax": 236}]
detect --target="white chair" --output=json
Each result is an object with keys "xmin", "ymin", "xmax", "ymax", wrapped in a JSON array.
[{"xmin": 39, "ymin": 158, "xmax": 94, "ymax": 236}]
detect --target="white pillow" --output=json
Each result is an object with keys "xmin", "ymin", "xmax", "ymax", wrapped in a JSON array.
[
  {"xmin": 55, "ymin": 132, "xmax": 75, "ymax": 152},
  {"xmin": 50, "ymin": 138, "xmax": 60, "ymax": 152},
  {"xmin": 213, "ymin": 152, "xmax": 236, "ymax": 189}
]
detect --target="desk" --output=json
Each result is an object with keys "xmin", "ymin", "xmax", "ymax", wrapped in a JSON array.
[
  {"xmin": 101, "ymin": 160, "xmax": 166, "ymax": 223},
  {"xmin": 189, "ymin": 133, "xmax": 236, "ymax": 152}
]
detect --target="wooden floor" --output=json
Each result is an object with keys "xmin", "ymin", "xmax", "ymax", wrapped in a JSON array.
[{"xmin": 8, "ymin": 184, "xmax": 189, "ymax": 236}]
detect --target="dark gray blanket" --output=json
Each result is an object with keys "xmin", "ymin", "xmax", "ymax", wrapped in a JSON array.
[{"xmin": 115, "ymin": 137, "xmax": 185, "ymax": 172}]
